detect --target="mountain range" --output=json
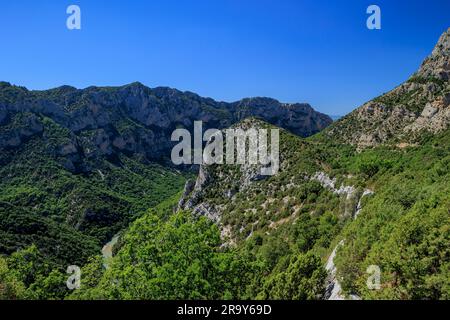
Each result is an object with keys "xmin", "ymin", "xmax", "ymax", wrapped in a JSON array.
[
  {"xmin": 0, "ymin": 82, "xmax": 331, "ymax": 171},
  {"xmin": 0, "ymin": 28, "xmax": 449, "ymax": 300}
]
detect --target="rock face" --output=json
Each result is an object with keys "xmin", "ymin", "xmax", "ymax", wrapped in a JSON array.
[
  {"xmin": 231, "ymin": 97, "xmax": 331, "ymax": 137},
  {"xmin": 0, "ymin": 82, "xmax": 331, "ymax": 172},
  {"xmin": 324, "ymin": 240, "xmax": 345, "ymax": 300},
  {"xmin": 311, "ymin": 171, "xmax": 374, "ymax": 219},
  {"xmin": 179, "ymin": 118, "xmax": 274, "ymax": 223},
  {"xmin": 326, "ymin": 28, "xmax": 450, "ymax": 149},
  {"xmin": 418, "ymin": 29, "xmax": 450, "ymax": 81}
]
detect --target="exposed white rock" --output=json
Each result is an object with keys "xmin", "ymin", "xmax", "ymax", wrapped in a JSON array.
[
  {"xmin": 404, "ymin": 96, "xmax": 450, "ymax": 133},
  {"xmin": 315, "ymin": 172, "xmax": 375, "ymax": 300},
  {"xmin": 324, "ymin": 240, "xmax": 345, "ymax": 300},
  {"xmin": 192, "ymin": 203, "xmax": 221, "ymax": 223},
  {"xmin": 311, "ymin": 172, "xmax": 356, "ymax": 200},
  {"xmin": 312, "ymin": 171, "xmax": 337, "ymax": 190},
  {"xmin": 354, "ymin": 189, "xmax": 374, "ymax": 219}
]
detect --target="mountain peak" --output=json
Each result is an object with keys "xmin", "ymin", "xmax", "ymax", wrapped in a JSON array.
[
  {"xmin": 124, "ymin": 81, "xmax": 146, "ymax": 88},
  {"xmin": 418, "ymin": 28, "xmax": 450, "ymax": 80},
  {"xmin": 0, "ymin": 81, "xmax": 12, "ymax": 88},
  {"xmin": 432, "ymin": 27, "xmax": 450, "ymax": 57},
  {"xmin": 325, "ymin": 28, "xmax": 450, "ymax": 149}
]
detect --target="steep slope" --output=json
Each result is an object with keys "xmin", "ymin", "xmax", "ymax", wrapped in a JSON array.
[
  {"xmin": 324, "ymin": 28, "xmax": 450, "ymax": 149},
  {"xmin": 333, "ymin": 128, "xmax": 450, "ymax": 299}
]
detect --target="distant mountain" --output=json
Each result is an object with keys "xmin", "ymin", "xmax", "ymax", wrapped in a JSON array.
[
  {"xmin": 0, "ymin": 82, "xmax": 332, "ymax": 172},
  {"xmin": 330, "ymin": 115, "xmax": 343, "ymax": 121}
]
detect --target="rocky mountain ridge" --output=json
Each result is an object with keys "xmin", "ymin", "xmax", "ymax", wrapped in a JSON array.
[
  {"xmin": 326, "ymin": 28, "xmax": 450, "ymax": 149},
  {"xmin": 0, "ymin": 82, "xmax": 331, "ymax": 172}
]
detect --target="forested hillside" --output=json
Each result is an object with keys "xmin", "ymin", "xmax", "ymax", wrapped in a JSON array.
[{"xmin": 59, "ymin": 115, "xmax": 449, "ymax": 300}]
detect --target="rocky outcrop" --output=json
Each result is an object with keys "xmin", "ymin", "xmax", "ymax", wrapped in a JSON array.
[
  {"xmin": 310, "ymin": 172, "xmax": 377, "ymax": 300},
  {"xmin": 324, "ymin": 240, "xmax": 345, "ymax": 300},
  {"xmin": 311, "ymin": 172, "xmax": 356, "ymax": 200},
  {"xmin": 324, "ymin": 240, "xmax": 361, "ymax": 301},
  {"xmin": 418, "ymin": 28, "xmax": 450, "ymax": 81},
  {"xmin": 232, "ymin": 97, "xmax": 331, "ymax": 137},
  {"xmin": 323, "ymin": 196, "xmax": 373, "ymax": 300},
  {"xmin": 405, "ymin": 96, "xmax": 450, "ymax": 133},
  {"xmin": 179, "ymin": 118, "xmax": 275, "ymax": 223},
  {"xmin": 0, "ymin": 113, "xmax": 44, "ymax": 149},
  {"xmin": 311, "ymin": 171, "xmax": 373, "ymax": 219},
  {"xmin": 179, "ymin": 164, "xmax": 211, "ymax": 212},
  {"xmin": 354, "ymin": 189, "xmax": 374, "ymax": 219}
]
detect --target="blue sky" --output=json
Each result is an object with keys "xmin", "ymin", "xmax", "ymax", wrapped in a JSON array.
[{"xmin": 0, "ymin": 1, "xmax": 449, "ymax": 115}]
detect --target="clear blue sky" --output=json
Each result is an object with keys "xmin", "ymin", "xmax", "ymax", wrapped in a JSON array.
[{"xmin": 0, "ymin": 0, "xmax": 449, "ymax": 115}]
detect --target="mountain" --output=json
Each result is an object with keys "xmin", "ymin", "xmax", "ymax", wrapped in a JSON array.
[
  {"xmin": 329, "ymin": 115, "xmax": 343, "ymax": 121},
  {"xmin": 0, "ymin": 82, "xmax": 331, "ymax": 172},
  {"xmin": 151, "ymin": 28, "xmax": 449, "ymax": 299},
  {"xmin": 180, "ymin": 27, "xmax": 449, "ymax": 247},
  {"xmin": 1, "ymin": 29, "xmax": 449, "ymax": 301},
  {"xmin": 325, "ymin": 28, "xmax": 450, "ymax": 149},
  {"xmin": 0, "ymin": 83, "xmax": 331, "ymax": 272}
]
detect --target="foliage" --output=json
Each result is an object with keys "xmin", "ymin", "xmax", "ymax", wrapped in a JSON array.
[
  {"xmin": 0, "ymin": 116, "xmax": 188, "ymax": 266},
  {"xmin": 335, "ymin": 129, "xmax": 450, "ymax": 299},
  {"xmin": 71, "ymin": 210, "xmax": 254, "ymax": 300},
  {"xmin": 259, "ymin": 252, "xmax": 327, "ymax": 300},
  {"xmin": 0, "ymin": 245, "xmax": 70, "ymax": 300}
]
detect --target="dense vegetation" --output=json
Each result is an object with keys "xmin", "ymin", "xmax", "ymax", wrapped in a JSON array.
[
  {"xmin": 2, "ymin": 115, "xmax": 449, "ymax": 300},
  {"xmin": 0, "ymin": 135, "xmax": 187, "ymax": 247},
  {"xmin": 0, "ymin": 112, "xmax": 189, "ymax": 298},
  {"xmin": 334, "ymin": 130, "xmax": 450, "ymax": 299},
  {"xmin": 68, "ymin": 194, "xmax": 327, "ymax": 300},
  {"xmin": 0, "ymin": 245, "xmax": 68, "ymax": 299}
]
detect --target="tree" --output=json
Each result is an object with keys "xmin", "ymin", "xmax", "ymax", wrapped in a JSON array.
[
  {"xmin": 0, "ymin": 256, "xmax": 26, "ymax": 299},
  {"xmin": 261, "ymin": 252, "xmax": 327, "ymax": 300},
  {"xmin": 73, "ymin": 211, "xmax": 253, "ymax": 300}
]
